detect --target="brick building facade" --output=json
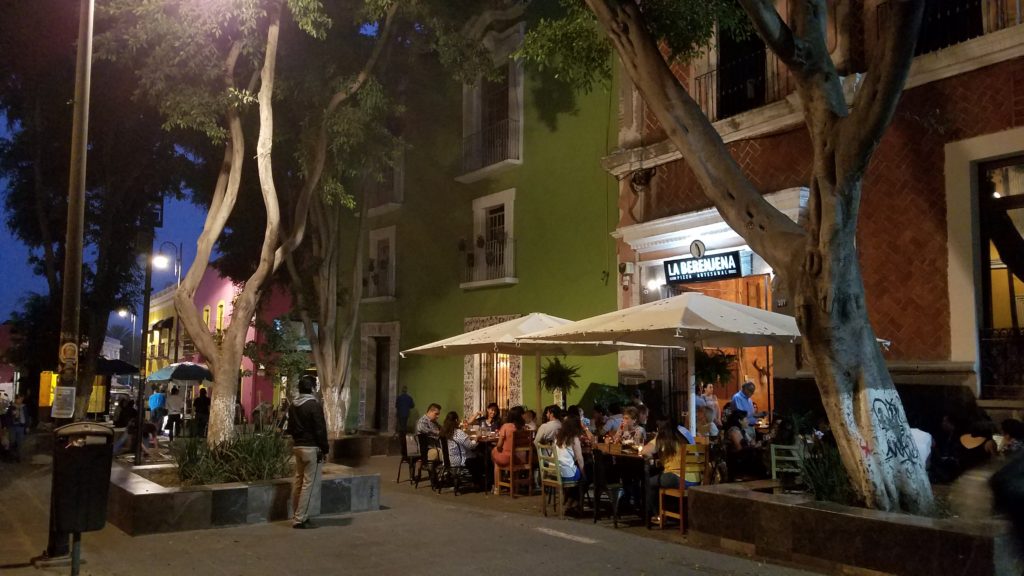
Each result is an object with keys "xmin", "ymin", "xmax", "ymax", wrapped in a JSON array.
[{"xmin": 604, "ymin": 5, "xmax": 1024, "ymax": 422}]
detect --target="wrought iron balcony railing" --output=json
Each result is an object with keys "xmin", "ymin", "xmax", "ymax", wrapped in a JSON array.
[
  {"xmin": 878, "ymin": 0, "xmax": 1021, "ymax": 56},
  {"xmin": 364, "ymin": 260, "xmax": 395, "ymax": 299},
  {"xmin": 693, "ymin": 49, "xmax": 795, "ymax": 122},
  {"xmin": 980, "ymin": 327, "xmax": 1024, "ymax": 400},
  {"xmin": 461, "ymin": 118, "xmax": 521, "ymax": 174},
  {"xmin": 461, "ymin": 236, "xmax": 516, "ymax": 284}
]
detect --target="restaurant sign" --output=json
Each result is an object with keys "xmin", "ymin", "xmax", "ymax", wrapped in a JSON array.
[{"xmin": 664, "ymin": 251, "xmax": 742, "ymax": 284}]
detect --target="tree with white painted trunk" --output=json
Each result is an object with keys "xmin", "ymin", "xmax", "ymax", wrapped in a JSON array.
[
  {"xmin": 520, "ymin": 0, "xmax": 933, "ymax": 512},
  {"xmin": 100, "ymin": 0, "xmax": 396, "ymax": 446},
  {"xmin": 101, "ymin": 0, "xmax": 521, "ymax": 443}
]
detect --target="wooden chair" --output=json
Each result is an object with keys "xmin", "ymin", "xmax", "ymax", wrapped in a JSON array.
[
  {"xmin": 495, "ymin": 430, "xmax": 534, "ymax": 497},
  {"xmin": 536, "ymin": 442, "xmax": 583, "ymax": 518},
  {"xmin": 656, "ymin": 443, "xmax": 708, "ymax": 534},
  {"xmin": 396, "ymin": 433, "xmax": 421, "ymax": 484},
  {"xmin": 770, "ymin": 443, "xmax": 803, "ymax": 480}
]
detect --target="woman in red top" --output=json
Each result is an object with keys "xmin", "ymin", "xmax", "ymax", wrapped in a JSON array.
[{"xmin": 491, "ymin": 406, "xmax": 527, "ymax": 487}]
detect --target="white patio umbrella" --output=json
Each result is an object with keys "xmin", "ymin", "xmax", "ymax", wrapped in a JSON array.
[
  {"xmin": 522, "ymin": 292, "xmax": 802, "ymax": 431},
  {"xmin": 401, "ymin": 313, "xmax": 653, "ymax": 408}
]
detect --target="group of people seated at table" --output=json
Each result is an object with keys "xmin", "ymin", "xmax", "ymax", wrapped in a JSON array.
[{"xmin": 410, "ymin": 380, "xmax": 787, "ymax": 508}]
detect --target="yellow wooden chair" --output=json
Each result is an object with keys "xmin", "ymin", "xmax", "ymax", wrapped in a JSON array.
[
  {"xmin": 536, "ymin": 442, "xmax": 582, "ymax": 518},
  {"xmin": 495, "ymin": 430, "xmax": 535, "ymax": 497},
  {"xmin": 656, "ymin": 443, "xmax": 708, "ymax": 534}
]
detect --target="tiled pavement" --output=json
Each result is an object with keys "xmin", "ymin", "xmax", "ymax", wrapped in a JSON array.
[{"xmin": 0, "ymin": 434, "xmax": 820, "ymax": 576}]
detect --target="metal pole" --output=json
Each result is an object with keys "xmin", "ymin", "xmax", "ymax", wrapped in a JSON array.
[
  {"xmin": 45, "ymin": 0, "xmax": 93, "ymax": 560},
  {"xmin": 172, "ymin": 243, "xmax": 182, "ymax": 363},
  {"xmin": 134, "ymin": 236, "xmax": 154, "ymax": 465},
  {"xmin": 57, "ymin": 0, "xmax": 93, "ymax": 415},
  {"xmin": 688, "ymin": 342, "xmax": 697, "ymax": 434},
  {"xmin": 70, "ymin": 532, "xmax": 81, "ymax": 576}
]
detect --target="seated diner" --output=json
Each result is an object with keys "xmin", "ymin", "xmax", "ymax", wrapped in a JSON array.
[
  {"xmin": 642, "ymin": 419, "xmax": 696, "ymax": 520},
  {"xmin": 492, "ymin": 405, "xmax": 528, "ymax": 493},
  {"xmin": 473, "ymin": 402, "xmax": 502, "ymax": 433},
  {"xmin": 440, "ymin": 411, "xmax": 484, "ymax": 487}
]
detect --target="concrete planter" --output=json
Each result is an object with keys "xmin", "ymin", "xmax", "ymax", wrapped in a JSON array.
[
  {"xmin": 330, "ymin": 436, "xmax": 373, "ymax": 467},
  {"xmin": 107, "ymin": 462, "xmax": 380, "ymax": 535},
  {"xmin": 687, "ymin": 480, "xmax": 1021, "ymax": 576}
]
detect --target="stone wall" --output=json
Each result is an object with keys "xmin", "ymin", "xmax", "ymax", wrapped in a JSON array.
[
  {"xmin": 107, "ymin": 462, "xmax": 380, "ymax": 535},
  {"xmin": 687, "ymin": 480, "xmax": 1021, "ymax": 576}
]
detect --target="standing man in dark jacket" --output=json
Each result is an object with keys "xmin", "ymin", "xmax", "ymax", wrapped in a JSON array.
[{"xmin": 287, "ymin": 375, "xmax": 328, "ymax": 529}]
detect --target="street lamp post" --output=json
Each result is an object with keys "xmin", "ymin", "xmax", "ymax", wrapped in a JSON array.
[
  {"xmin": 43, "ymin": 0, "xmax": 93, "ymax": 562},
  {"xmin": 154, "ymin": 242, "xmax": 183, "ymax": 363},
  {"xmin": 134, "ymin": 238, "xmax": 155, "ymax": 466}
]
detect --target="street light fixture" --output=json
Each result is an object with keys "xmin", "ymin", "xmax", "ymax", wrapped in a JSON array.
[{"xmin": 152, "ymin": 254, "xmax": 170, "ymax": 270}]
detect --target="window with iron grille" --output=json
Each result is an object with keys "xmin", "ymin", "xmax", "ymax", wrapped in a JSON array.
[
  {"xmin": 978, "ymin": 156, "xmax": 1024, "ymax": 400},
  {"xmin": 463, "ymin": 189, "xmax": 516, "ymax": 285},
  {"xmin": 478, "ymin": 352, "xmax": 512, "ymax": 412},
  {"xmin": 365, "ymin": 226, "xmax": 396, "ymax": 299},
  {"xmin": 458, "ymin": 24, "xmax": 524, "ymax": 179}
]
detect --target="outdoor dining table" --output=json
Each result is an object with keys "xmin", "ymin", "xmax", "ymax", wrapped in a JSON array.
[
  {"xmin": 593, "ymin": 442, "xmax": 652, "ymax": 526},
  {"xmin": 471, "ymin": 433, "xmax": 499, "ymax": 490}
]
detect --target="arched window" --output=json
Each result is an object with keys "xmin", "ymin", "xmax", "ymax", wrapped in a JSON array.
[{"xmin": 202, "ymin": 306, "xmax": 211, "ymax": 330}]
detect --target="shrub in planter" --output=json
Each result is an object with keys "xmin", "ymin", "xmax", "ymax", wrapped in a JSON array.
[
  {"xmin": 800, "ymin": 441, "xmax": 858, "ymax": 506},
  {"xmin": 171, "ymin": 430, "xmax": 293, "ymax": 486}
]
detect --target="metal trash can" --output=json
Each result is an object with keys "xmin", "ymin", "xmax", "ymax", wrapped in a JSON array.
[{"xmin": 52, "ymin": 422, "xmax": 114, "ymax": 533}]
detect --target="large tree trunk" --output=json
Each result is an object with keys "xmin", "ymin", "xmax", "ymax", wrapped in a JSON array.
[
  {"xmin": 176, "ymin": 3, "xmax": 284, "ymax": 448},
  {"xmin": 287, "ymin": 196, "xmax": 367, "ymax": 438},
  {"xmin": 206, "ymin": 339, "xmax": 243, "ymax": 446},
  {"xmin": 277, "ymin": 6, "xmax": 398, "ymax": 438},
  {"xmin": 585, "ymin": 0, "xmax": 933, "ymax": 512},
  {"xmin": 788, "ymin": 194, "xmax": 933, "ymax": 512}
]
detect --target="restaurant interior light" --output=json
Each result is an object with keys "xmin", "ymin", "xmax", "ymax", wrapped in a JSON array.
[{"xmin": 646, "ymin": 279, "xmax": 663, "ymax": 292}]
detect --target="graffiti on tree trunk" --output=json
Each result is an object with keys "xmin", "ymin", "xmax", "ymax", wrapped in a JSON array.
[{"xmin": 872, "ymin": 398, "xmax": 919, "ymax": 464}]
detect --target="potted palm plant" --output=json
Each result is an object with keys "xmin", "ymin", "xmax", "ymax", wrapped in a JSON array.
[
  {"xmin": 541, "ymin": 357, "xmax": 581, "ymax": 409},
  {"xmin": 694, "ymin": 347, "xmax": 736, "ymax": 389}
]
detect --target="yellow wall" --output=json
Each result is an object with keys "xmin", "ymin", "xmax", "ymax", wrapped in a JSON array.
[
  {"xmin": 146, "ymin": 292, "xmax": 177, "ymax": 376},
  {"xmin": 989, "ymin": 267, "xmax": 1024, "ymax": 328}
]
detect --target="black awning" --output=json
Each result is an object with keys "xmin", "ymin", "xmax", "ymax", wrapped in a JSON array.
[{"xmin": 151, "ymin": 317, "xmax": 174, "ymax": 331}]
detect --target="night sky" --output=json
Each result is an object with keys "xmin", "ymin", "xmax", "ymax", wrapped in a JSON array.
[{"xmin": 0, "ymin": 117, "xmax": 209, "ymax": 324}]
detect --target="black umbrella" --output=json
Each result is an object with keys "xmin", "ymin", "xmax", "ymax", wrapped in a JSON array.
[
  {"xmin": 147, "ymin": 361, "xmax": 213, "ymax": 382},
  {"xmin": 95, "ymin": 357, "xmax": 140, "ymax": 376}
]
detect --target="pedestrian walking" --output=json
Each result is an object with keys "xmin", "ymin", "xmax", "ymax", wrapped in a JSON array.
[
  {"xmin": 192, "ymin": 388, "xmax": 211, "ymax": 437},
  {"xmin": 395, "ymin": 386, "xmax": 414, "ymax": 435},
  {"xmin": 287, "ymin": 375, "xmax": 328, "ymax": 529},
  {"xmin": 148, "ymin": 385, "xmax": 167, "ymax": 430},
  {"xmin": 165, "ymin": 386, "xmax": 184, "ymax": 441},
  {"xmin": 7, "ymin": 394, "xmax": 30, "ymax": 462}
]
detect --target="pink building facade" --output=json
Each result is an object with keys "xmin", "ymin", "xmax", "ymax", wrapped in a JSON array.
[{"xmin": 164, "ymin": 267, "xmax": 296, "ymax": 417}]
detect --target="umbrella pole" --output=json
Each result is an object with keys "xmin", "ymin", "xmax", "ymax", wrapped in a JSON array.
[
  {"xmin": 688, "ymin": 342, "xmax": 697, "ymax": 434},
  {"xmin": 535, "ymin": 351, "xmax": 542, "ymax": 410}
]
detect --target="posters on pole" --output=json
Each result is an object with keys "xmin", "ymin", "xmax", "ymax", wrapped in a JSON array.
[{"xmin": 51, "ymin": 386, "xmax": 76, "ymax": 419}]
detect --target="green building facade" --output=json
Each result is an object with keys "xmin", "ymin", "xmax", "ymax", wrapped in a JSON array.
[{"xmin": 349, "ymin": 24, "xmax": 622, "ymax": 432}]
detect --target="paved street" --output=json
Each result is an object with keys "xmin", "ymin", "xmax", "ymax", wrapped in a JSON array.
[{"xmin": 1, "ymin": 435, "xmax": 818, "ymax": 576}]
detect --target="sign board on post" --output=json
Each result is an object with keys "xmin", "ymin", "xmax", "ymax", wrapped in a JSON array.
[
  {"xmin": 664, "ymin": 250, "xmax": 743, "ymax": 285},
  {"xmin": 51, "ymin": 386, "xmax": 76, "ymax": 419}
]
